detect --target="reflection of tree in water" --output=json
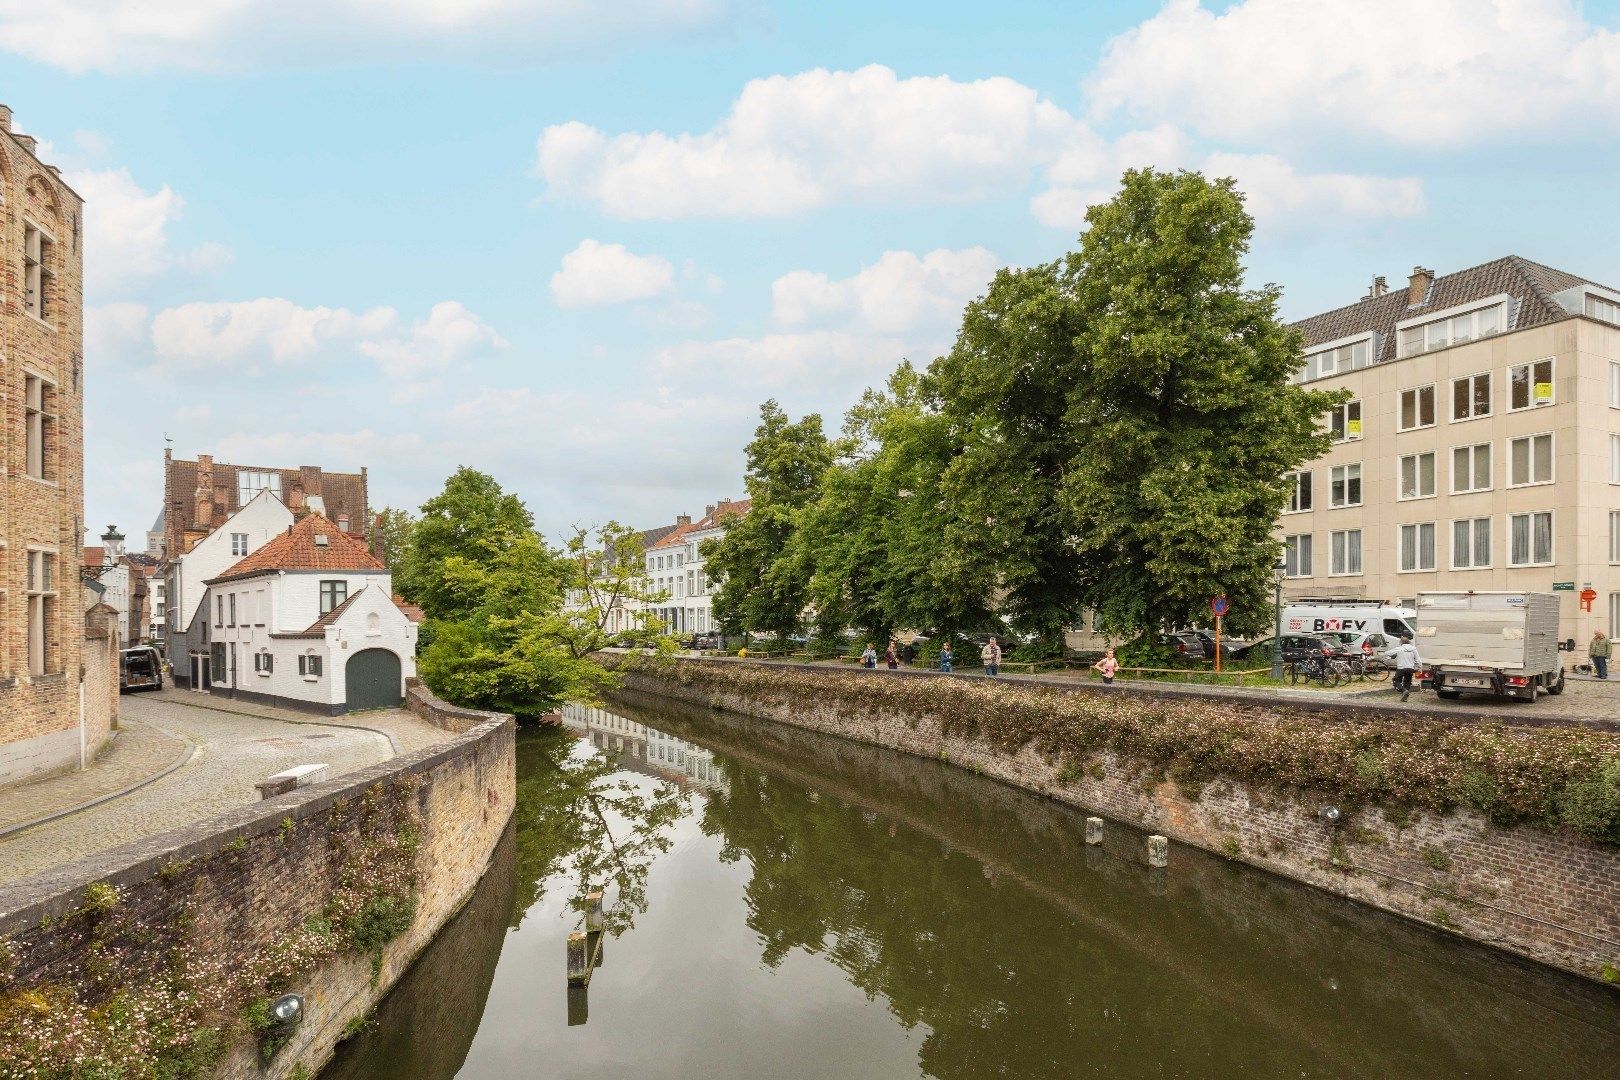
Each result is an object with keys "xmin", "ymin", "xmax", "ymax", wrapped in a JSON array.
[{"xmin": 511, "ymin": 727, "xmax": 688, "ymax": 934}]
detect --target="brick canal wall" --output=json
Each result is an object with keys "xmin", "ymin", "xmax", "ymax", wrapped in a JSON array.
[
  {"xmin": 0, "ymin": 682, "xmax": 515, "ymax": 1079},
  {"xmin": 618, "ymin": 658, "xmax": 1620, "ymax": 984}
]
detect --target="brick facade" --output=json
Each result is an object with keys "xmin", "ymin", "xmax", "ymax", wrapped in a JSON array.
[
  {"xmin": 621, "ymin": 660, "xmax": 1620, "ymax": 984},
  {"xmin": 0, "ymin": 104, "xmax": 89, "ymax": 787}
]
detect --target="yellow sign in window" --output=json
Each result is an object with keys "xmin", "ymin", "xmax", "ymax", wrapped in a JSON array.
[
  {"xmin": 1347, "ymin": 419, "xmax": 1362, "ymax": 437},
  {"xmin": 1534, "ymin": 382, "xmax": 1553, "ymax": 403}
]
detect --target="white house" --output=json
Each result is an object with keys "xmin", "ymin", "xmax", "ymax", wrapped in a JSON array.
[
  {"xmin": 201, "ymin": 512, "xmax": 418, "ymax": 714},
  {"xmin": 644, "ymin": 499, "xmax": 748, "ymax": 635},
  {"xmin": 164, "ymin": 489, "xmax": 295, "ymax": 687}
]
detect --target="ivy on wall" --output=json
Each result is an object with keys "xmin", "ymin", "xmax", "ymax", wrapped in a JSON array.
[
  {"xmin": 612, "ymin": 656, "xmax": 1620, "ymax": 846},
  {"xmin": 0, "ymin": 776, "xmax": 424, "ymax": 1080}
]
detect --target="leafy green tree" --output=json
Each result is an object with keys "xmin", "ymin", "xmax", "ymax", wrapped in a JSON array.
[
  {"xmin": 556, "ymin": 521, "xmax": 675, "ymax": 654},
  {"xmin": 703, "ymin": 400, "xmax": 831, "ymax": 638},
  {"xmin": 929, "ymin": 260, "xmax": 1091, "ymax": 645},
  {"xmin": 370, "ymin": 506, "xmax": 417, "ymax": 574},
  {"xmin": 399, "ymin": 467, "xmax": 534, "ymax": 620},
  {"xmin": 1061, "ymin": 168, "xmax": 1343, "ymax": 636}
]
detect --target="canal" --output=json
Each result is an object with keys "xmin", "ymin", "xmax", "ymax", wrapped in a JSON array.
[{"xmin": 326, "ymin": 690, "xmax": 1620, "ymax": 1079}]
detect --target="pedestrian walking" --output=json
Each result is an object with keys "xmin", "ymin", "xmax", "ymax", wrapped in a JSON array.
[
  {"xmin": 1093, "ymin": 648, "xmax": 1120, "ymax": 685},
  {"xmin": 1385, "ymin": 633, "xmax": 1422, "ymax": 702},
  {"xmin": 1590, "ymin": 631, "xmax": 1611, "ymax": 680},
  {"xmin": 884, "ymin": 641, "xmax": 899, "ymax": 670},
  {"xmin": 939, "ymin": 642, "xmax": 953, "ymax": 673},
  {"xmin": 861, "ymin": 643, "xmax": 877, "ymax": 669},
  {"xmin": 980, "ymin": 637, "xmax": 1001, "ymax": 677}
]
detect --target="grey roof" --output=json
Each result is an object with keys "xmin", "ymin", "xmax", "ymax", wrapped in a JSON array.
[{"xmin": 1289, "ymin": 256, "xmax": 1612, "ymax": 359}]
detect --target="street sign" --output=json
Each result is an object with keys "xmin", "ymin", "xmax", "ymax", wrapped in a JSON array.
[
  {"xmin": 1210, "ymin": 595, "xmax": 1230, "ymax": 617},
  {"xmin": 1552, "ymin": 582, "xmax": 1575, "ymax": 591}
]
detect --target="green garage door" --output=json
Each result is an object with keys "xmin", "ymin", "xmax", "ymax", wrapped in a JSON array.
[{"xmin": 346, "ymin": 648, "xmax": 403, "ymax": 712}]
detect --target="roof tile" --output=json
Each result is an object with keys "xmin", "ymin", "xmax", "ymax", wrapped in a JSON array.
[{"xmin": 207, "ymin": 513, "xmax": 385, "ymax": 584}]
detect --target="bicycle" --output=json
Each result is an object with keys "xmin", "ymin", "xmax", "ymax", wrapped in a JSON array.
[{"xmin": 1286, "ymin": 653, "xmax": 1340, "ymax": 688}]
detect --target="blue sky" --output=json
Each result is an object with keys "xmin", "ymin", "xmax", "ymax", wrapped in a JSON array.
[{"xmin": 5, "ymin": 0, "xmax": 1620, "ymax": 543}]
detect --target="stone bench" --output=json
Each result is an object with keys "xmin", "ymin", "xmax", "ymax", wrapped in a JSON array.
[{"xmin": 255, "ymin": 763, "xmax": 331, "ymax": 799}]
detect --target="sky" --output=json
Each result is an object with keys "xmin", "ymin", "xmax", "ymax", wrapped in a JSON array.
[{"xmin": 6, "ymin": 0, "xmax": 1620, "ymax": 544}]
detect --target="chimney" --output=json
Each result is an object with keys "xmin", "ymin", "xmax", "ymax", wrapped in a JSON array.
[
  {"xmin": 0, "ymin": 105, "xmax": 11, "ymax": 132},
  {"xmin": 705, "ymin": 504, "xmax": 716, "ymax": 517},
  {"xmin": 676, "ymin": 514, "xmax": 692, "ymax": 526},
  {"xmin": 194, "ymin": 455, "xmax": 215, "ymax": 528},
  {"xmin": 1408, "ymin": 266, "xmax": 1435, "ymax": 306},
  {"xmin": 1362, "ymin": 275, "xmax": 1388, "ymax": 301}
]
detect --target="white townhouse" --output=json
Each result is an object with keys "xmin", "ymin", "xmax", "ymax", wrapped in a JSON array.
[
  {"xmin": 643, "ymin": 499, "xmax": 749, "ymax": 635},
  {"xmin": 164, "ymin": 489, "xmax": 295, "ymax": 687},
  {"xmin": 201, "ymin": 512, "xmax": 418, "ymax": 714}
]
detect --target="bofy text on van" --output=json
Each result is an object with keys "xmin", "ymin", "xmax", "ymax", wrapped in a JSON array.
[{"xmin": 1282, "ymin": 602, "xmax": 1416, "ymax": 639}]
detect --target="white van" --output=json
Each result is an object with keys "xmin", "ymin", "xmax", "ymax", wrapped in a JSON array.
[{"xmin": 1282, "ymin": 602, "xmax": 1416, "ymax": 639}]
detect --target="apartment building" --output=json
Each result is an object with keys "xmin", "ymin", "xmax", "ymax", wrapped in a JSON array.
[
  {"xmin": 643, "ymin": 499, "xmax": 749, "ymax": 635},
  {"xmin": 1278, "ymin": 256, "xmax": 1620, "ymax": 645},
  {"xmin": 0, "ymin": 105, "xmax": 90, "ymax": 786},
  {"xmin": 160, "ymin": 450, "xmax": 369, "ymax": 558}
]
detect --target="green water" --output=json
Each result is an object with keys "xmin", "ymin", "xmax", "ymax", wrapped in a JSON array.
[{"xmin": 325, "ymin": 690, "xmax": 1620, "ymax": 1079}]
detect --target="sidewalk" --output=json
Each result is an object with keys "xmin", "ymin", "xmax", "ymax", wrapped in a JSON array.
[{"xmin": 0, "ymin": 692, "xmax": 450, "ymax": 887}]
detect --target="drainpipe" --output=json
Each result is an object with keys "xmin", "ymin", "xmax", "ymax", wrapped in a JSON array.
[{"xmin": 78, "ymin": 677, "xmax": 86, "ymax": 769}]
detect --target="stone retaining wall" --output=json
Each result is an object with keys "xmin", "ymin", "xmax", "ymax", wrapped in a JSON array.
[
  {"xmin": 620, "ymin": 658, "xmax": 1620, "ymax": 984},
  {"xmin": 0, "ymin": 683, "xmax": 515, "ymax": 1079}
]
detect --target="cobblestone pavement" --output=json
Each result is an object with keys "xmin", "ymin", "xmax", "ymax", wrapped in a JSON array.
[
  {"xmin": 0, "ymin": 693, "xmax": 448, "ymax": 886},
  {"xmin": 0, "ymin": 722, "xmax": 190, "ymax": 835}
]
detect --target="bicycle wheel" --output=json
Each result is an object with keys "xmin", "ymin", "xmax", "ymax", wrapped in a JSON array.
[
  {"xmin": 1366, "ymin": 660, "xmax": 1390, "ymax": 682},
  {"xmin": 1318, "ymin": 665, "xmax": 1341, "ymax": 689}
]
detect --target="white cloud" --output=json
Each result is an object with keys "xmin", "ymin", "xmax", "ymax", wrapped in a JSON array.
[
  {"xmin": 1088, "ymin": 0, "xmax": 1620, "ymax": 146},
  {"xmin": 150, "ymin": 298, "xmax": 396, "ymax": 369},
  {"xmin": 0, "ymin": 0, "xmax": 736, "ymax": 73},
  {"xmin": 549, "ymin": 239, "xmax": 676, "ymax": 308},
  {"xmin": 358, "ymin": 300, "xmax": 508, "ymax": 376},
  {"xmin": 535, "ymin": 64, "xmax": 1085, "ymax": 219},
  {"xmin": 70, "ymin": 168, "xmax": 231, "ymax": 296},
  {"xmin": 772, "ymin": 247, "xmax": 999, "ymax": 335}
]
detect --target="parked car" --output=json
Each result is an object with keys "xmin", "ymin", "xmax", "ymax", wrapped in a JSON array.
[
  {"xmin": 687, "ymin": 631, "xmax": 724, "ymax": 651},
  {"xmin": 1235, "ymin": 633, "xmax": 1336, "ymax": 663},
  {"xmin": 1162, "ymin": 630, "xmax": 1244, "ymax": 661},
  {"xmin": 120, "ymin": 646, "xmax": 165, "ymax": 692},
  {"xmin": 1319, "ymin": 630, "xmax": 1392, "ymax": 657}
]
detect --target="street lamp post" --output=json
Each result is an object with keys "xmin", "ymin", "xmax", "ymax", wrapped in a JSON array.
[{"xmin": 1270, "ymin": 559, "xmax": 1287, "ymax": 681}]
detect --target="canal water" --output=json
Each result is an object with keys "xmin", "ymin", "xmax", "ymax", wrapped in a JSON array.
[{"xmin": 326, "ymin": 690, "xmax": 1620, "ymax": 1079}]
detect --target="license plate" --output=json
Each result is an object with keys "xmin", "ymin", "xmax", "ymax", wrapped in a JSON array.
[{"xmin": 1449, "ymin": 676, "xmax": 1491, "ymax": 689}]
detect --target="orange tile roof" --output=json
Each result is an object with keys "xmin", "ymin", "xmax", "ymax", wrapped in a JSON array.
[
  {"xmin": 207, "ymin": 512, "xmax": 386, "ymax": 584},
  {"xmin": 649, "ymin": 523, "xmax": 696, "ymax": 550},
  {"xmin": 83, "ymin": 546, "xmax": 105, "ymax": 568},
  {"xmin": 392, "ymin": 595, "xmax": 425, "ymax": 623},
  {"xmin": 692, "ymin": 499, "xmax": 750, "ymax": 531}
]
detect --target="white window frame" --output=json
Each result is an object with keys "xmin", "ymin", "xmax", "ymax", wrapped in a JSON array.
[
  {"xmin": 1397, "ymin": 385, "xmax": 1436, "ymax": 432},
  {"xmin": 1329, "ymin": 463, "xmax": 1362, "ymax": 509},
  {"xmin": 231, "ymin": 532, "xmax": 249, "ymax": 556},
  {"xmin": 1507, "ymin": 510, "xmax": 1555, "ymax": 568},
  {"xmin": 1329, "ymin": 529, "xmax": 1362, "ymax": 577},
  {"xmin": 1610, "ymin": 511, "xmax": 1620, "ymax": 565},
  {"xmin": 1296, "ymin": 332, "xmax": 1375, "ymax": 384},
  {"xmin": 1395, "ymin": 294, "xmax": 1511, "ymax": 358},
  {"xmin": 1612, "ymin": 592, "xmax": 1620, "ymax": 639},
  {"xmin": 1508, "ymin": 431, "xmax": 1555, "ymax": 488},
  {"xmin": 1328, "ymin": 400, "xmax": 1362, "ymax": 443},
  {"xmin": 1284, "ymin": 471, "xmax": 1312, "ymax": 514},
  {"xmin": 1450, "ymin": 372, "xmax": 1492, "ymax": 423},
  {"xmin": 1587, "ymin": 293, "xmax": 1620, "ymax": 326},
  {"xmin": 1283, "ymin": 533, "xmax": 1313, "ymax": 578},
  {"xmin": 1451, "ymin": 442, "xmax": 1492, "ymax": 494},
  {"xmin": 1452, "ymin": 517, "xmax": 1492, "ymax": 571},
  {"xmin": 1610, "ymin": 362, "xmax": 1620, "ymax": 410},
  {"xmin": 1508, "ymin": 357, "xmax": 1555, "ymax": 412},
  {"xmin": 1398, "ymin": 522, "xmax": 1437, "ymax": 573},
  {"xmin": 1397, "ymin": 451, "xmax": 1437, "ymax": 501},
  {"xmin": 237, "ymin": 470, "xmax": 283, "ymax": 505},
  {"xmin": 1611, "ymin": 434, "xmax": 1620, "ymax": 485}
]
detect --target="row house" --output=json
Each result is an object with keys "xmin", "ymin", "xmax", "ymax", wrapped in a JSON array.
[
  {"xmin": 1278, "ymin": 256, "xmax": 1620, "ymax": 645},
  {"xmin": 0, "ymin": 105, "xmax": 92, "ymax": 787},
  {"xmin": 642, "ymin": 499, "xmax": 749, "ymax": 635},
  {"xmin": 200, "ymin": 512, "xmax": 418, "ymax": 715}
]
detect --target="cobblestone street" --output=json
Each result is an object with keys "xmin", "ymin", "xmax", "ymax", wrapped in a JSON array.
[{"xmin": 0, "ymin": 692, "xmax": 448, "ymax": 887}]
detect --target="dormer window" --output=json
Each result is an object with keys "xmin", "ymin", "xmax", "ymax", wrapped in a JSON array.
[
  {"xmin": 237, "ymin": 471, "xmax": 282, "ymax": 505},
  {"xmin": 1587, "ymin": 293, "xmax": 1620, "ymax": 326},
  {"xmin": 1295, "ymin": 334, "xmax": 1373, "ymax": 383},
  {"xmin": 1396, "ymin": 297, "xmax": 1508, "ymax": 357}
]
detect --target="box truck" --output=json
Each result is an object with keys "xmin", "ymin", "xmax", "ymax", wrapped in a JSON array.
[{"xmin": 1413, "ymin": 591, "xmax": 1566, "ymax": 701}]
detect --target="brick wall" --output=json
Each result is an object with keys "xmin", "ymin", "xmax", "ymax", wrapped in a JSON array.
[
  {"xmin": 81, "ymin": 603, "xmax": 118, "ymax": 755},
  {"xmin": 620, "ymin": 659, "xmax": 1620, "ymax": 984},
  {"xmin": 0, "ymin": 683, "xmax": 515, "ymax": 1080},
  {"xmin": 0, "ymin": 107, "xmax": 87, "ymax": 786}
]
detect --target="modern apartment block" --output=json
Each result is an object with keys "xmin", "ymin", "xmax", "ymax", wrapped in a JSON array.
[
  {"xmin": 0, "ymin": 105, "xmax": 91, "ymax": 785},
  {"xmin": 1278, "ymin": 256, "xmax": 1620, "ymax": 645}
]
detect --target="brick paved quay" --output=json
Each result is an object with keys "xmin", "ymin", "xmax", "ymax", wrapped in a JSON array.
[{"xmin": 0, "ymin": 691, "xmax": 449, "ymax": 886}]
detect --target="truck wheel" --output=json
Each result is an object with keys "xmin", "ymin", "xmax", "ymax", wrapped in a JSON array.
[
  {"xmin": 1546, "ymin": 670, "xmax": 1566, "ymax": 696},
  {"xmin": 1437, "ymin": 689, "xmax": 1462, "ymax": 700}
]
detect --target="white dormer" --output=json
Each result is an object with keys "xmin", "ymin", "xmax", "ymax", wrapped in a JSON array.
[
  {"xmin": 1550, "ymin": 283, "xmax": 1620, "ymax": 327},
  {"xmin": 1395, "ymin": 293, "xmax": 1515, "ymax": 358}
]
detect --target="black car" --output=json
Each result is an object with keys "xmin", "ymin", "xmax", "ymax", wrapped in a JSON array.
[
  {"xmin": 1237, "ymin": 633, "xmax": 1336, "ymax": 663},
  {"xmin": 687, "ymin": 631, "xmax": 724, "ymax": 651}
]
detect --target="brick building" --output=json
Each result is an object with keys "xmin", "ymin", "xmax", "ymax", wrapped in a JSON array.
[
  {"xmin": 1277, "ymin": 257, "xmax": 1620, "ymax": 645},
  {"xmin": 0, "ymin": 105, "xmax": 90, "ymax": 786},
  {"xmin": 158, "ymin": 450, "xmax": 369, "ymax": 559}
]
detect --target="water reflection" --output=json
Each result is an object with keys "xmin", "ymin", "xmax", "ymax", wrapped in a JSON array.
[{"xmin": 327, "ymin": 692, "xmax": 1620, "ymax": 1080}]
